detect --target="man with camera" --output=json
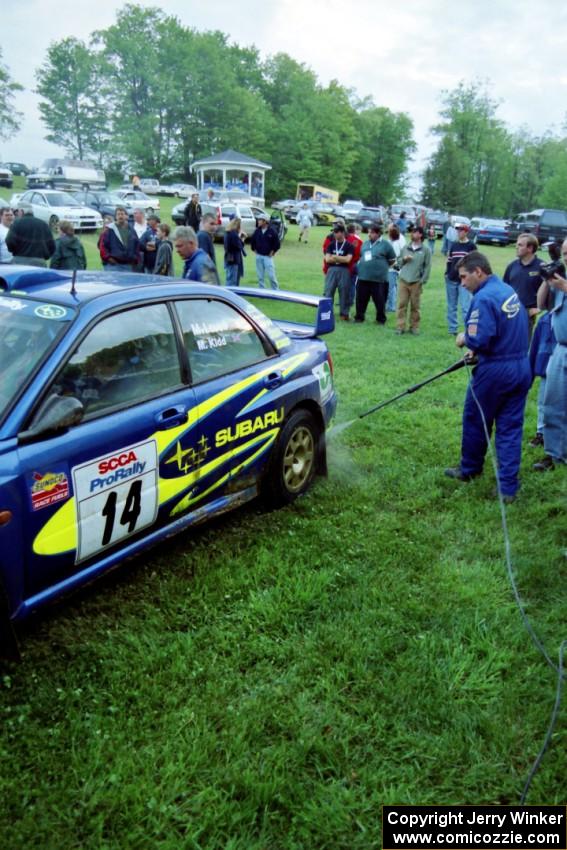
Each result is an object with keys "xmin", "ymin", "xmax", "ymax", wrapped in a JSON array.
[
  {"xmin": 532, "ymin": 240, "xmax": 567, "ymax": 471},
  {"xmin": 503, "ymin": 233, "xmax": 543, "ymax": 339},
  {"xmin": 444, "ymin": 251, "xmax": 531, "ymax": 503}
]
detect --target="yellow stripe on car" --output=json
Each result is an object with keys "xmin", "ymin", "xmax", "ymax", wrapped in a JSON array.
[{"xmin": 33, "ymin": 354, "xmax": 307, "ymax": 557}]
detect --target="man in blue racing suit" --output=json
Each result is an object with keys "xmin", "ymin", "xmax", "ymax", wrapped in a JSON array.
[{"xmin": 445, "ymin": 251, "xmax": 531, "ymax": 502}]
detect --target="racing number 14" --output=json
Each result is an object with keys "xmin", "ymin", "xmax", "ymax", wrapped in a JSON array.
[
  {"xmin": 72, "ymin": 440, "xmax": 159, "ymax": 563},
  {"xmin": 101, "ymin": 480, "xmax": 142, "ymax": 546}
]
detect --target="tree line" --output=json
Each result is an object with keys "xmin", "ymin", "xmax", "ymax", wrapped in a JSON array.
[
  {"xmin": 2, "ymin": 11, "xmax": 567, "ymax": 215},
  {"xmin": 422, "ymin": 82, "xmax": 567, "ymax": 218},
  {"xmin": 27, "ymin": 4, "xmax": 413, "ymax": 205}
]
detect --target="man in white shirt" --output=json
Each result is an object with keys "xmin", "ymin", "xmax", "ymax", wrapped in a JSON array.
[
  {"xmin": 0, "ymin": 207, "xmax": 15, "ymax": 264},
  {"xmin": 132, "ymin": 209, "xmax": 148, "ymax": 239},
  {"xmin": 296, "ymin": 203, "xmax": 314, "ymax": 243}
]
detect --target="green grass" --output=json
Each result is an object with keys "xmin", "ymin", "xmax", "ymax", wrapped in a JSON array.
[{"xmin": 1, "ymin": 192, "xmax": 566, "ymax": 848}]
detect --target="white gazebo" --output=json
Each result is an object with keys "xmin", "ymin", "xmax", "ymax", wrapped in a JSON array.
[{"xmin": 190, "ymin": 149, "xmax": 271, "ymax": 205}]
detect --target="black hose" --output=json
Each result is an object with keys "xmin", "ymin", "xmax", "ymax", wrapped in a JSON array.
[{"xmin": 358, "ymin": 357, "xmax": 469, "ymax": 420}]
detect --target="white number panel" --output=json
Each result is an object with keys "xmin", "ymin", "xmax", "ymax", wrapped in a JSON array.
[{"xmin": 72, "ymin": 439, "xmax": 158, "ymax": 563}]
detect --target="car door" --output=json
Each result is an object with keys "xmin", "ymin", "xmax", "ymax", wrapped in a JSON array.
[
  {"xmin": 166, "ymin": 295, "xmax": 293, "ymax": 518},
  {"xmin": 18, "ymin": 300, "xmax": 201, "ymax": 598},
  {"xmin": 31, "ymin": 192, "xmax": 49, "ymax": 223}
]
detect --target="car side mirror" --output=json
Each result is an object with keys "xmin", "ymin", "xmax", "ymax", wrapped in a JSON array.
[{"xmin": 18, "ymin": 394, "xmax": 85, "ymax": 444}]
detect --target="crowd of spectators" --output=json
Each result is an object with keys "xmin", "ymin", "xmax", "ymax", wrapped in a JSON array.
[{"xmin": 0, "ymin": 196, "xmax": 564, "ymax": 487}]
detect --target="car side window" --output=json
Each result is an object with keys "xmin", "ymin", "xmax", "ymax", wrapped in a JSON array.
[
  {"xmin": 50, "ymin": 303, "xmax": 181, "ymax": 416},
  {"xmin": 32, "ymin": 193, "xmax": 47, "ymax": 206},
  {"xmin": 543, "ymin": 211, "xmax": 567, "ymax": 226},
  {"xmin": 174, "ymin": 298, "xmax": 269, "ymax": 384}
]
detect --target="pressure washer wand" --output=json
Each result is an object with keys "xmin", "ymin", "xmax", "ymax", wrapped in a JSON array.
[{"xmin": 358, "ymin": 357, "xmax": 469, "ymax": 420}]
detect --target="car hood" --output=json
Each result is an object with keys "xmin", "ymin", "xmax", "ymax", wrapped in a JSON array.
[{"xmin": 50, "ymin": 205, "xmax": 100, "ymax": 217}]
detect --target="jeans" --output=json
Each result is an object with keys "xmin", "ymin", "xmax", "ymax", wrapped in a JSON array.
[
  {"xmin": 324, "ymin": 266, "xmax": 351, "ymax": 317},
  {"xmin": 386, "ymin": 269, "xmax": 398, "ymax": 312},
  {"xmin": 535, "ymin": 378, "xmax": 546, "ymax": 433},
  {"xmin": 256, "ymin": 255, "xmax": 279, "ymax": 289},
  {"xmin": 446, "ymin": 279, "xmax": 472, "ymax": 333},
  {"xmin": 428, "ymin": 238, "xmax": 435, "ymax": 254},
  {"xmin": 349, "ymin": 273, "xmax": 357, "ymax": 309},
  {"xmin": 225, "ymin": 264, "xmax": 241, "ymax": 286},
  {"xmin": 542, "ymin": 343, "xmax": 567, "ymax": 461},
  {"xmin": 103, "ymin": 263, "xmax": 131, "ymax": 272}
]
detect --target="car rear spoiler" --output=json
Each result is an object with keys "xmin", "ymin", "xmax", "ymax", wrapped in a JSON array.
[{"xmin": 237, "ymin": 287, "xmax": 335, "ymax": 337}]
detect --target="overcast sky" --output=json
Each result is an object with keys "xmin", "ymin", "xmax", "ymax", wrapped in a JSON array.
[{"xmin": 3, "ymin": 0, "xmax": 567, "ymax": 191}]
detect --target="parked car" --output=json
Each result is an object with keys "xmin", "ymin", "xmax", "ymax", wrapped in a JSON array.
[
  {"xmin": 0, "ymin": 166, "xmax": 13, "ymax": 189},
  {"xmin": 2, "ymin": 162, "xmax": 30, "ymax": 177},
  {"xmin": 341, "ymin": 200, "xmax": 364, "ymax": 221},
  {"xmin": 115, "ymin": 190, "xmax": 160, "ymax": 214},
  {"xmin": 470, "ymin": 218, "xmax": 511, "ymax": 246},
  {"xmin": 170, "ymin": 183, "xmax": 197, "ymax": 198},
  {"xmin": 507, "ymin": 209, "xmax": 567, "ymax": 246},
  {"xmin": 271, "ymin": 198, "xmax": 296, "ymax": 211},
  {"xmin": 0, "ymin": 266, "xmax": 337, "ymax": 650},
  {"xmin": 171, "ymin": 200, "xmax": 286, "ymax": 242},
  {"xmin": 73, "ymin": 190, "xmax": 135, "ymax": 219},
  {"xmin": 10, "ymin": 189, "xmax": 103, "ymax": 231},
  {"xmin": 27, "ymin": 159, "xmax": 106, "ymax": 192},
  {"xmin": 426, "ymin": 210, "xmax": 449, "ymax": 238},
  {"xmin": 355, "ymin": 206, "xmax": 384, "ymax": 232},
  {"xmin": 138, "ymin": 179, "xmax": 177, "ymax": 197},
  {"xmin": 390, "ymin": 203, "xmax": 417, "ymax": 225},
  {"xmin": 138, "ymin": 178, "xmax": 160, "ymax": 194},
  {"xmin": 450, "ymin": 214, "xmax": 471, "ymax": 228},
  {"xmin": 286, "ymin": 202, "xmax": 338, "ymax": 225}
]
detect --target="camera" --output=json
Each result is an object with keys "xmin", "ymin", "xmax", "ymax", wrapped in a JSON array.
[{"xmin": 539, "ymin": 259, "xmax": 565, "ymax": 280}]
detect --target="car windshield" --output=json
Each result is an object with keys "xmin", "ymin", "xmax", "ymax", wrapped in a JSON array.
[
  {"xmin": 0, "ymin": 296, "xmax": 73, "ymax": 419},
  {"xmin": 98, "ymin": 193, "xmax": 122, "ymax": 204},
  {"xmin": 47, "ymin": 192, "xmax": 81, "ymax": 207}
]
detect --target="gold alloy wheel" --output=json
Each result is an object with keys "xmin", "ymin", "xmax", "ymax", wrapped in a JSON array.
[{"xmin": 282, "ymin": 425, "xmax": 315, "ymax": 493}]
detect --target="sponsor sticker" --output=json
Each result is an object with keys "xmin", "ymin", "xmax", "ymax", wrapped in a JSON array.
[
  {"xmin": 30, "ymin": 470, "xmax": 70, "ymax": 511},
  {"xmin": 502, "ymin": 294, "xmax": 521, "ymax": 318},
  {"xmin": 215, "ymin": 407, "xmax": 284, "ymax": 447},
  {"xmin": 34, "ymin": 304, "xmax": 68, "ymax": 320},
  {"xmin": 0, "ymin": 297, "xmax": 27, "ymax": 311},
  {"xmin": 312, "ymin": 361, "xmax": 333, "ymax": 403}
]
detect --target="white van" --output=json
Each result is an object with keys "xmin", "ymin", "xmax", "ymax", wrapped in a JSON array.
[{"xmin": 27, "ymin": 159, "xmax": 106, "ymax": 192}]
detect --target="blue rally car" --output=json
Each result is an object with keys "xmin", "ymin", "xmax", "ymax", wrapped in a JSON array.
[{"xmin": 0, "ymin": 267, "xmax": 337, "ymax": 652}]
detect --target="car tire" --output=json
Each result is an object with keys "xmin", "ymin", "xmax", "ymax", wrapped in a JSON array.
[
  {"xmin": 264, "ymin": 409, "xmax": 319, "ymax": 507},
  {"xmin": 49, "ymin": 215, "xmax": 59, "ymax": 231},
  {"xmin": 47, "ymin": 182, "xmax": 54, "ymax": 190},
  {"xmin": 312, "ymin": 215, "xmax": 319, "ymax": 226},
  {"xmin": 146, "ymin": 207, "xmax": 154, "ymax": 215},
  {"xmin": 82, "ymin": 183, "xmax": 89, "ymax": 191}
]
